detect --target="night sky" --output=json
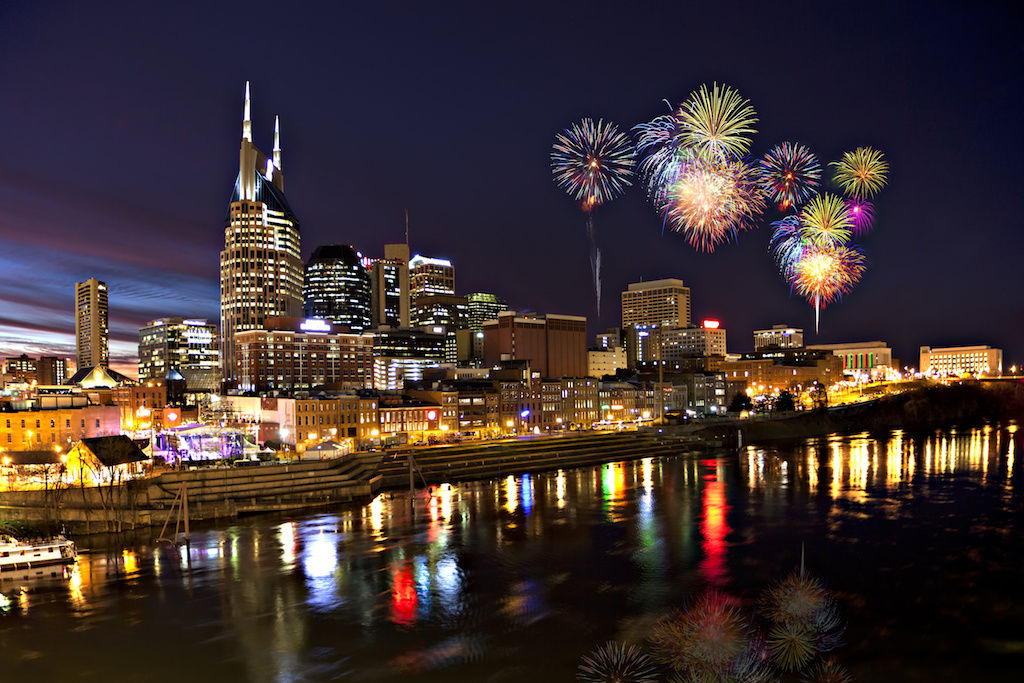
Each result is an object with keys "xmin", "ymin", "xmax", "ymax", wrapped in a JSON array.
[{"xmin": 2, "ymin": 1, "xmax": 1022, "ymax": 375}]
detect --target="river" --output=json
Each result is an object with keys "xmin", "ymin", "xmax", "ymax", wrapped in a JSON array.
[{"xmin": 1, "ymin": 425, "xmax": 1021, "ymax": 681}]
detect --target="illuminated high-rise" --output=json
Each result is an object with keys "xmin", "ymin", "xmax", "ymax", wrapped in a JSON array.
[
  {"xmin": 75, "ymin": 277, "xmax": 109, "ymax": 370},
  {"xmin": 370, "ymin": 243, "xmax": 410, "ymax": 328},
  {"xmin": 304, "ymin": 245, "xmax": 372, "ymax": 332},
  {"xmin": 409, "ymin": 254, "xmax": 455, "ymax": 299},
  {"xmin": 621, "ymin": 279, "xmax": 691, "ymax": 329},
  {"xmin": 138, "ymin": 318, "xmax": 220, "ymax": 391},
  {"xmin": 463, "ymin": 292, "xmax": 506, "ymax": 361},
  {"xmin": 219, "ymin": 82, "xmax": 303, "ymax": 387}
]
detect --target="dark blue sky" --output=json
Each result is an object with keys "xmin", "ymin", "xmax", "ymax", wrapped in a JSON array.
[{"xmin": 2, "ymin": 0, "xmax": 1022, "ymax": 373}]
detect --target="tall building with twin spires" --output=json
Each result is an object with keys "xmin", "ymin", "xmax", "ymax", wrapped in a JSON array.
[{"xmin": 220, "ymin": 82, "xmax": 303, "ymax": 388}]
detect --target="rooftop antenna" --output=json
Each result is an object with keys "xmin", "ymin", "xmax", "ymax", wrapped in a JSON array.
[{"xmin": 405, "ymin": 208, "xmax": 410, "ymax": 248}]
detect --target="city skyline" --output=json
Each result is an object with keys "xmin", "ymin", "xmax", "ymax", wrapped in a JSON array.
[{"xmin": 1, "ymin": 1, "xmax": 1022, "ymax": 374}]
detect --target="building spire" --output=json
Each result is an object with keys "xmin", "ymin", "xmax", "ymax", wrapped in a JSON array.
[
  {"xmin": 273, "ymin": 115, "xmax": 282, "ymax": 171},
  {"xmin": 242, "ymin": 81, "xmax": 252, "ymax": 142}
]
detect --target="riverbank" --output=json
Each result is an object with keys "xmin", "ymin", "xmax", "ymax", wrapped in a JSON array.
[
  {"xmin": 663, "ymin": 381, "xmax": 1024, "ymax": 445},
  {"xmin": 0, "ymin": 430, "xmax": 710, "ymax": 534}
]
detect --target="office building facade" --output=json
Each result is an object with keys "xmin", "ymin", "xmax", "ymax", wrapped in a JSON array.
[
  {"xmin": 411, "ymin": 294, "xmax": 469, "ymax": 364},
  {"xmin": 409, "ymin": 254, "xmax": 455, "ymax": 300},
  {"xmin": 234, "ymin": 318, "xmax": 374, "ymax": 393},
  {"xmin": 482, "ymin": 312, "xmax": 587, "ymax": 378},
  {"xmin": 807, "ymin": 341, "xmax": 893, "ymax": 378},
  {"xmin": 370, "ymin": 243, "xmax": 410, "ymax": 328},
  {"xmin": 753, "ymin": 325, "xmax": 804, "ymax": 351},
  {"xmin": 919, "ymin": 345, "xmax": 1002, "ymax": 377},
  {"xmin": 304, "ymin": 244, "xmax": 372, "ymax": 332},
  {"xmin": 621, "ymin": 279, "xmax": 691, "ymax": 329},
  {"xmin": 138, "ymin": 318, "xmax": 220, "ymax": 391},
  {"xmin": 75, "ymin": 277, "xmax": 109, "ymax": 370},
  {"xmin": 661, "ymin": 322, "xmax": 727, "ymax": 361}
]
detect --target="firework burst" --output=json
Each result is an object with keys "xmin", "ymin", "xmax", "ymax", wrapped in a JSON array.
[
  {"xmin": 551, "ymin": 118, "xmax": 635, "ymax": 315},
  {"xmin": 678, "ymin": 82, "xmax": 758, "ymax": 160},
  {"xmin": 769, "ymin": 215, "xmax": 805, "ymax": 280},
  {"xmin": 831, "ymin": 146, "xmax": 888, "ymax": 199},
  {"xmin": 577, "ymin": 641, "xmax": 659, "ymax": 683},
  {"xmin": 844, "ymin": 198, "xmax": 875, "ymax": 235},
  {"xmin": 799, "ymin": 193, "xmax": 853, "ymax": 247},
  {"xmin": 551, "ymin": 118, "xmax": 635, "ymax": 209},
  {"xmin": 634, "ymin": 108, "xmax": 686, "ymax": 201},
  {"xmin": 792, "ymin": 244, "xmax": 866, "ymax": 331},
  {"xmin": 661, "ymin": 154, "xmax": 766, "ymax": 251},
  {"xmin": 760, "ymin": 142, "xmax": 822, "ymax": 211}
]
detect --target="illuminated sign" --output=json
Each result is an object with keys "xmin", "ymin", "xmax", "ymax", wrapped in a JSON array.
[
  {"xmin": 183, "ymin": 319, "xmax": 206, "ymax": 326},
  {"xmin": 300, "ymin": 319, "xmax": 332, "ymax": 333},
  {"xmin": 166, "ymin": 410, "xmax": 179, "ymax": 422},
  {"xmin": 703, "ymin": 320, "xmax": 721, "ymax": 329},
  {"xmin": 427, "ymin": 410, "xmax": 437, "ymax": 421}
]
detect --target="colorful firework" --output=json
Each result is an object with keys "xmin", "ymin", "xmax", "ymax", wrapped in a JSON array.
[
  {"xmin": 551, "ymin": 118, "xmax": 635, "ymax": 315},
  {"xmin": 577, "ymin": 641, "xmax": 659, "ymax": 683},
  {"xmin": 633, "ymin": 107, "xmax": 685, "ymax": 200},
  {"xmin": 844, "ymin": 198, "xmax": 875, "ymax": 235},
  {"xmin": 831, "ymin": 146, "xmax": 888, "ymax": 199},
  {"xmin": 769, "ymin": 215, "xmax": 805, "ymax": 280},
  {"xmin": 791, "ymin": 244, "xmax": 866, "ymax": 331},
  {"xmin": 660, "ymin": 154, "xmax": 766, "ymax": 251},
  {"xmin": 678, "ymin": 82, "xmax": 758, "ymax": 160},
  {"xmin": 551, "ymin": 118, "xmax": 635, "ymax": 209},
  {"xmin": 760, "ymin": 142, "xmax": 822, "ymax": 211},
  {"xmin": 634, "ymin": 83, "xmax": 757, "ymax": 206},
  {"xmin": 799, "ymin": 193, "xmax": 853, "ymax": 247}
]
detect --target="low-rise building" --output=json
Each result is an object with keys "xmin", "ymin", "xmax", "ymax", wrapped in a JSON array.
[
  {"xmin": 753, "ymin": 325, "xmax": 803, "ymax": 350},
  {"xmin": 597, "ymin": 381, "xmax": 657, "ymax": 424},
  {"xmin": 587, "ymin": 346, "xmax": 627, "ymax": 378},
  {"xmin": 0, "ymin": 401, "xmax": 121, "ymax": 452},
  {"xmin": 722, "ymin": 348, "xmax": 844, "ymax": 393},
  {"xmin": 919, "ymin": 345, "xmax": 1003, "ymax": 377},
  {"xmin": 234, "ymin": 317, "xmax": 374, "ymax": 393},
  {"xmin": 377, "ymin": 394, "xmax": 444, "ymax": 445},
  {"xmin": 807, "ymin": 341, "xmax": 893, "ymax": 378},
  {"xmin": 661, "ymin": 321, "xmax": 727, "ymax": 361}
]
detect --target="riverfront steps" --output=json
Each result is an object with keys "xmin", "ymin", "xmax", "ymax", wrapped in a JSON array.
[
  {"xmin": 0, "ymin": 456, "xmax": 381, "ymax": 533},
  {"xmin": 372, "ymin": 431, "xmax": 699, "ymax": 488}
]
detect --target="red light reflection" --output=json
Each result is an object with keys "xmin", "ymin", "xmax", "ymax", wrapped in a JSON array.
[
  {"xmin": 699, "ymin": 460, "xmax": 731, "ymax": 586},
  {"xmin": 390, "ymin": 560, "xmax": 417, "ymax": 626}
]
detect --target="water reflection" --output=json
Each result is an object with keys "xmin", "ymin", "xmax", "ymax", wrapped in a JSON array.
[
  {"xmin": 699, "ymin": 459, "xmax": 731, "ymax": 586},
  {"xmin": 0, "ymin": 425, "xmax": 1019, "ymax": 681}
]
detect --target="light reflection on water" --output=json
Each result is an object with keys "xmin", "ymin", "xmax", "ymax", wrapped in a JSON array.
[{"xmin": 0, "ymin": 425, "xmax": 1021, "ymax": 681}]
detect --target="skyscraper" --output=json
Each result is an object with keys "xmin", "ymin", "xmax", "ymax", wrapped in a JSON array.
[
  {"xmin": 220, "ymin": 83, "xmax": 303, "ymax": 387},
  {"xmin": 138, "ymin": 318, "xmax": 220, "ymax": 391},
  {"xmin": 409, "ymin": 254, "xmax": 455, "ymax": 299},
  {"xmin": 370, "ymin": 243, "xmax": 410, "ymax": 328},
  {"xmin": 75, "ymin": 277, "xmax": 109, "ymax": 370},
  {"xmin": 621, "ymin": 279, "xmax": 691, "ymax": 329},
  {"xmin": 466, "ymin": 292, "xmax": 507, "ymax": 330},
  {"xmin": 304, "ymin": 245, "xmax": 372, "ymax": 332},
  {"xmin": 412, "ymin": 294, "xmax": 469, "ymax": 363},
  {"xmin": 463, "ymin": 292, "xmax": 507, "ymax": 362}
]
